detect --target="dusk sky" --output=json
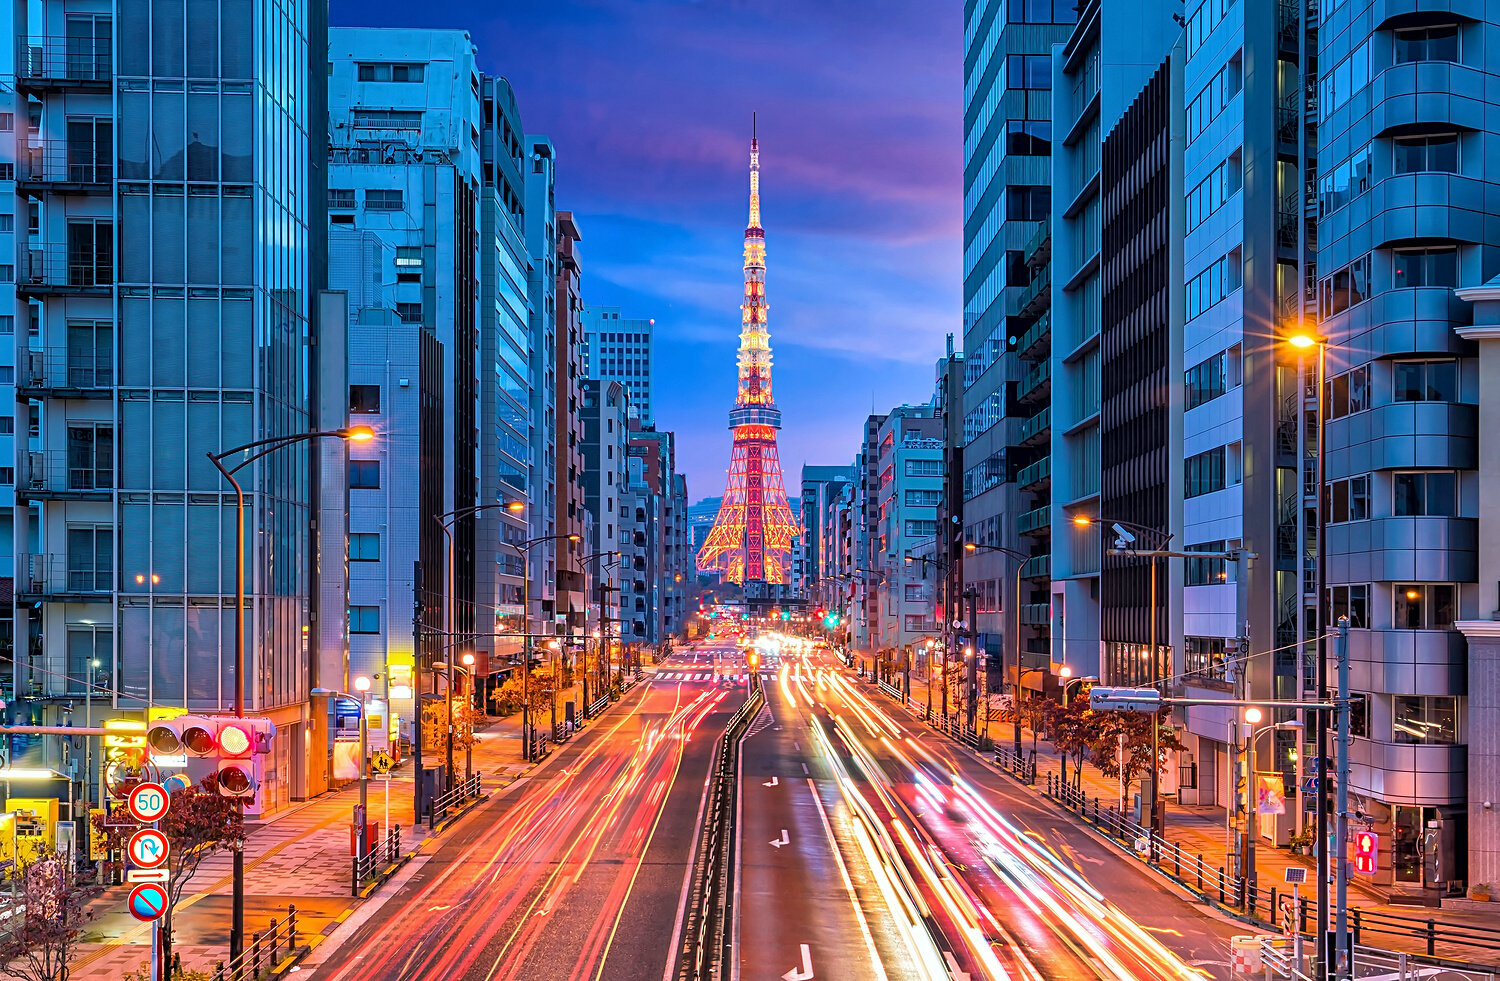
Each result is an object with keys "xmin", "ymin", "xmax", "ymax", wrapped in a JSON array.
[{"xmin": 331, "ymin": 0, "xmax": 963, "ymax": 501}]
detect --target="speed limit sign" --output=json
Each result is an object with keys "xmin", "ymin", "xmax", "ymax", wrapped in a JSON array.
[{"xmin": 127, "ymin": 782, "xmax": 170, "ymax": 823}]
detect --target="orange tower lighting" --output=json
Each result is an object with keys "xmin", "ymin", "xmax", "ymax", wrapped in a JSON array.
[{"xmin": 696, "ymin": 116, "xmax": 800, "ymax": 585}]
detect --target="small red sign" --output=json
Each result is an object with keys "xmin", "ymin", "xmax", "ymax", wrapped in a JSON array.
[{"xmin": 127, "ymin": 882, "xmax": 168, "ymax": 922}]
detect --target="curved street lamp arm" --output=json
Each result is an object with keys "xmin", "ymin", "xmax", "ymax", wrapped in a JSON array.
[
  {"xmin": 963, "ymin": 542, "xmax": 1029, "ymax": 563},
  {"xmin": 209, "ymin": 428, "xmax": 367, "ymax": 476}
]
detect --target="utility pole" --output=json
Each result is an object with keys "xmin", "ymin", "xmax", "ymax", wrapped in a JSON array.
[
  {"xmin": 1334, "ymin": 617, "xmax": 1351, "ymax": 979},
  {"xmin": 965, "ymin": 587, "xmax": 979, "ymax": 735},
  {"xmin": 411, "ymin": 560, "xmax": 424, "ymax": 824}
]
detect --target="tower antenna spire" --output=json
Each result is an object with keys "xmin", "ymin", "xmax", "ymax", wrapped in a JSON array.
[{"xmin": 696, "ymin": 123, "xmax": 799, "ymax": 586}]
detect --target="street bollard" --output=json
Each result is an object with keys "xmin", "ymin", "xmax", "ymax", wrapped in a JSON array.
[{"xmin": 289, "ymin": 904, "xmax": 298, "ymax": 950}]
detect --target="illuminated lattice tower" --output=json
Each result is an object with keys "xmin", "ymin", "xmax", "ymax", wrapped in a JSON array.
[{"xmin": 697, "ymin": 119, "xmax": 800, "ymax": 585}]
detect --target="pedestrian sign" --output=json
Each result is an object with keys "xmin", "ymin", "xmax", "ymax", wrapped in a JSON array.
[
  {"xmin": 128, "ymin": 829, "xmax": 169, "ymax": 869},
  {"xmin": 127, "ymin": 783, "xmax": 170, "ymax": 823},
  {"xmin": 127, "ymin": 882, "xmax": 168, "ymax": 922},
  {"xmin": 370, "ymin": 751, "xmax": 395, "ymax": 775}
]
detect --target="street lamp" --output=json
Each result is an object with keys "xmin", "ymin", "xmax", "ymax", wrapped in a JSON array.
[
  {"xmin": 1287, "ymin": 326, "xmax": 1332, "ymax": 953},
  {"xmin": 434, "ymin": 500, "xmax": 525, "ymax": 792},
  {"xmin": 310, "ymin": 676, "xmax": 371, "ymax": 857},
  {"xmin": 1059, "ymin": 667, "xmax": 1097, "ymax": 709},
  {"xmin": 1242, "ymin": 709, "xmax": 1304, "ymax": 888},
  {"xmin": 964, "ymin": 542, "xmax": 1028, "ymax": 752},
  {"xmin": 509, "ymin": 533, "xmax": 582, "ymax": 761},
  {"xmin": 578, "ymin": 550, "xmax": 621, "ymax": 714},
  {"xmin": 208, "ymin": 423, "xmax": 374, "ymax": 960}
]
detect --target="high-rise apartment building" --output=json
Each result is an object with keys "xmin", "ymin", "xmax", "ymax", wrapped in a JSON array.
[
  {"xmin": 961, "ymin": 0, "xmax": 1079, "ymax": 707},
  {"xmin": 582, "ymin": 306, "xmax": 654, "ymax": 426},
  {"xmin": 799, "ymin": 464, "xmax": 854, "ymax": 601},
  {"xmin": 8, "ymin": 0, "xmax": 327, "ymax": 809},
  {"xmin": 582, "ymin": 378, "xmax": 628, "ymax": 639},
  {"xmin": 524, "ymin": 137, "xmax": 560, "ymax": 639},
  {"xmin": 870, "ymin": 406, "xmax": 944, "ymax": 658},
  {"xmin": 553, "ymin": 212, "xmax": 587, "ymax": 637},
  {"xmin": 1049, "ymin": 2, "xmax": 1185, "ymax": 696},
  {"xmin": 1321, "ymin": 2, "xmax": 1497, "ymax": 893}
]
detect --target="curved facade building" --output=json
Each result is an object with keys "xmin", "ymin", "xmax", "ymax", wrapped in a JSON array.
[{"xmin": 1317, "ymin": 0, "xmax": 1500, "ymax": 892}]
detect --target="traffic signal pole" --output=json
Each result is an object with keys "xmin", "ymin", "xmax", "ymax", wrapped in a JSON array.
[{"xmin": 1334, "ymin": 618, "xmax": 1351, "ymax": 979}]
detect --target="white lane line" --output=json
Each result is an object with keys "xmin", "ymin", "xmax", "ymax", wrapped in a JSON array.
[{"xmin": 805, "ymin": 776, "xmax": 889, "ymax": 981}]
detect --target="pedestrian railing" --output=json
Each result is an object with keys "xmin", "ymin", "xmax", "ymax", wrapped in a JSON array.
[
  {"xmin": 426, "ymin": 773, "xmax": 483, "ymax": 829},
  {"xmin": 675, "ymin": 686, "xmax": 764, "ymax": 981},
  {"xmin": 351, "ymin": 825, "xmax": 403, "ymax": 897},
  {"xmin": 212, "ymin": 905, "xmax": 301, "ymax": 981},
  {"xmin": 588, "ymin": 694, "xmax": 610, "ymax": 718},
  {"xmin": 1042, "ymin": 770, "xmax": 1500, "ymax": 967},
  {"xmin": 876, "ymin": 680, "xmax": 903, "ymax": 702},
  {"xmin": 993, "ymin": 745, "xmax": 1037, "ymax": 784},
  {"xmin": 553, "ymin": 721, "xmax": 572, "ymax": 745}
]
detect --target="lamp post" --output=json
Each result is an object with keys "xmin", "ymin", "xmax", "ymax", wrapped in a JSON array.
[
  {"xmin": 1070, "ymin": 514, "xmax": 1173, "ymax": 836},
  {"xmin": 509, "ymin": 533, "xmax": 581, "ymax": 761},
  {"xmin": 311, "ymin": 676, "xmax": 371, "ymax": 856},
  {"xmin": 1059, "ymin": 667, "xmax": 1097, "ymax": 709},
  {"xmin": 208, "ymin": 423, "xmax": 374, "ymax": 960},
  {"xmin": 577, "ymin": 551, "xmax": 621, "ymax": 717},
  {"xmin": 433, "ymin": 661, "xmax": 473, "ymax": 783},
  {"xmin": 435, "ymin": 500, "xmax": 524, "ymax": 791},
  {"xmin": 1241, "ymin": 708, "xmax": 1303, "ymax": 888},
  {"xmin": 1287, "ymin": 327, "xmax": 1331, "ymax": 966},
  {"xmin": 962, "ymin": 543, "xmax": 1028, "ymax": 752}
]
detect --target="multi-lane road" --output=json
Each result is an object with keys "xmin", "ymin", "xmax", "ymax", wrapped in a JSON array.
[{"xmin": 300, "ymin": 639, "xmax": 1239, "ymax": 980}]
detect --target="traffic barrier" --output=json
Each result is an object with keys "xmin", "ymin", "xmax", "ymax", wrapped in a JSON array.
[{"xmin": 212, "ymin": 905, "xmax": 301, "ymax": 981}]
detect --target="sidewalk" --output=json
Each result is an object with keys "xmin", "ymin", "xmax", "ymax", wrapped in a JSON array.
[
  {"xmin": 882, "ymin": 674, "xmax": 1500, "ymax": 969},
  {"xmin": 68, "ymin": 710, "xmax": 547, "ymax": 979}
]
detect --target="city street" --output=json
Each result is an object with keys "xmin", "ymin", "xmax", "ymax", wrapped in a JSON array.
[{"xmin": 300, "ymin": 673, "xmax": 735, "ymax": 981}]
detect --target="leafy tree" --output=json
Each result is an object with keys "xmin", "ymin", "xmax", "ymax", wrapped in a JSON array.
[
  {"xmin": 488, "ymin": 666, "xmax": 554, "ymax": 718},
  {"xmin": 0, "ymin": 852, "xmax": 96, "ymax": 981},
  {"xmin": 1087, "ymin": 708, "xmax": 1184, "ymax": 805},
  {"xmin": 1044, "ymin": 697, "xmax": 1098, "ymax": 789}
]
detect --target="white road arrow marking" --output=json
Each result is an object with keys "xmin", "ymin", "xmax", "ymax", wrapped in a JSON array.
[
  {"xmin": 764, "ymin": 776, "xmax": 779, "ymax": 787},
  {"xmin": 782, "ymin": 944, "xmax": 813, "ymax": 980},
  {"xmin": 770, "ymin": 829, "xmax": 790, "ymax": 848}
]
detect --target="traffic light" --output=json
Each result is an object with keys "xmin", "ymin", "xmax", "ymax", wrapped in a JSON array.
[
  {"xmin": 1353, "ymin": 831, "xmax": 1379, "ymax": 875},
  {"xmin": 815, "ymin": 608, "xmax": 825, "ymax": 618},
  {"xmin": 780, "ymin": 611, "xmax": 790, "ymax": 621},
  {"xmin": 144, "ymin": 715, "xmax": 275, "ymax": 799}
]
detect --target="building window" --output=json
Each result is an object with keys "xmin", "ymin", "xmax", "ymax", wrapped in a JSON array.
[
  {"xmin": 904, "ymin": 489, "xmax": 941, "ymax": 507},
  {"xmin": 364, "ymin": 189, "xmax": 405, "ymax": 211},
  {"xmin": 1320, "ymin": 38, "xmax": 1371, "ymax": 118},
  {"xmin": 349, "ymin": 533, "xmax": 380, "ymax": 561},
  {"xmin": 1186, "ymin": 250, "xmax": 1242, "ymax": 320},
  {"xmin": 1393, "ymin": 471, "xmax": 1457, "ymax": 518},
  {"xmin": 1393, "ymin": 25, "xmax": 1459, "ymax": 65},
  {"xmin": 0, "ymin": 113, "xmax": 11, "ymax": 132},
  {"xmin": 1185, "ymin": 446, "xmax": 1227, "ymax": 498},
  {"xmin": 1007, "ymin": 0, "xmax": 1079, "ymax": 23},
  {"xmin": 349, "ymin": 606, "xmax": 381, "ymax": 634},
  {"xmin": 1318, "ymin": 255, "xmax": 1371, "ymax": 318},
  {"xmin": 1327, "ymin": 364, "xmax": 1369, "ymax": 419},
  {"xmin": 1393, "ymin": 584, "xmax": 1455, "ymax": 630},
  {"xmin": 349, "ymin": 460, "xmax": 380, "ymax": 489},
  {"xmin": 1006, "ymin": 119, "xmax": 1051, "ymax": 156},
  {"xmin": 0, "ymin": 467, "xmax": 13, "ymax": 485},
  {"xmin": 358, "ymin": 62, "xmax": 425, "ymax": 82},
  {"xmin": 1393, "ymin": 695, "xmax": 1457, "ymax": 744},
  {"xmin": 1184, "ymin": 348, "xmax": 1236, "ymax": 409},
  {"xmin": 1186, "ymin": 52, "xmax": 1243, "ymax": 139},
  {"xmin": 395, "ymin": 246, "xmax": 422, "ymax": 269},
  {"xmin": 351, "ymin": 110, "xmax": 421, "ymax": 130},
  {"xmin": 395, "ymin": 302, "xmax": 422, "ymax": 324},
  {"xmin": 1348, "ymin": 694, "xmax": 1369, "ymax": 738},
  {"xmin": 66, "ymin": 626, "xmax": 110, "ymax": 694},
  {"xmin": 1318, "ymin": 144, "xmax": 1372, "ymax": 216},
  {"xmin": 1329, "ymin": 476, "xmax": 1370, "ymax": 523},
  {"xmin": 1007, "ymin": 185, "xmax": 1050, "ymax": 222},
  {"xmin": 1185, "ymin": 542, "xmax": 1229, "ymax": 586},
  {"xmin": 1393, "ymin": 248, "xmax": 1457, "ymax": 289},
  {"xmin": 905, "ymin": 459, "xmax": 943, "ymax": 478},
  {"xmin": 1393, "ymin": 360, "xmax": 1459, "ymax": 402},
  {"xmin": 67, "ymin": 525, "xmax": 112, "ymax": 592},
  {"xmin": 0, "ymin": 265, "xmax": 12, "ymax": 284},
  {"xmin": 1184, "ymin": 636, "xmax": 1228, "ymax": 682},
  {"xmin": 67, "ymin": 425, "xmax": 113, "ymax": 489},
  {"xmin": 1394, "ymin": 134, "xmax": 1458, "ymax": 174},
  {"xmin": 349, "ymin": 384, "xmax": 380, "ymax": 414},
  {"xmin": 328, "ymin": 188, "xmax": 355, "ymax": 209},
  {"xmin": 1187, "ymin": 150, "xmax": 1243, "ymax": 231},
  {"xmin": 0, "ymin": 316, "xmax": 12, "ymax": 335},
  {"xmin": 1328, "ymin": 584, "xmax": 1369, "ymax": 628},
  {"xmin": 904, "ymin": 520, "xmax": 938, "ymax": 538},
  {"xmin": 1007, "ymin": 54, "xmax": 1052, "ymax": 90}
]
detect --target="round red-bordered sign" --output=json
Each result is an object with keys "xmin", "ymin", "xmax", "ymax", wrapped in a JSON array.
[
  {"xmin": 127, "ymin": 882, "xmax": 168, "ymax": 922},
  {"xmin": 128, "ymin": 828, "xmax": 169, "ymax": 869},
  {"xmin": 127, "ymin": 782, "xmax": 170, "ymax": 822}
]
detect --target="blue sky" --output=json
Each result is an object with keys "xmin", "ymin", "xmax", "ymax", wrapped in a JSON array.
[{"xmin": 331, "ymin": 0, "xmax": 963, "ymax": 500}]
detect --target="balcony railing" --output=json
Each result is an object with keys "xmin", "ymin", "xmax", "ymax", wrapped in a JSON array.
[
  {"xmin": 17, "ymin": 37, "xmax": 113, "ymax": 87},
  {"xmin": 17, "ymin": 142, "xmax": 113, "ymax": 190},
  {"xmin": 1017, "ymin": 456, "xmax": 1050, "ymax": 492},
  {"xmin": 1017, "ymin": 504, "xmax": 1050, "ymax": 536},
  {"xmin": 1013, "ymin": 267, "xmax": 1051, "ymax": 319},
  {"xmin": 18, "ymin": 247, "xmax": 113, "ymax": 293},
  {"xmin": 20, "ymin": 349, "xmax": 114, "ymax": 395},
  {"xmin": 21, "ymin": 451, "xmax": 113, "ymax": 498},
  {"xmin": 1014, "ymin": 314, "xmax": 1050, "ymax": 360},
  {"xmin": 1018, "ymin": 406, "xmax": 1050, "ymax": 445},
  {"xmin": 1024, "ymin": 218, "xmax": 1052, "ymax": 268},
  {"xmin": 1020, "ymin": 553, "xmax": 1051, "ymax": 581},
  {"xmin": 1020, "ymin": 602, "xmax": 1051, "ymax": 626},
  {"xmin": 1018, "ymin": 358, "xmax": 1051, "ymax": 403},
  {"xmin": 20, "ymin": 554, "xmax": 111, "ymax": 598}
]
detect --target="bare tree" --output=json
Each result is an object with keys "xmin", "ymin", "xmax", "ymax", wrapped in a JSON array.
[{"xmin": 0, "ymin": 852, "xmax": 97, "ymax": 981}]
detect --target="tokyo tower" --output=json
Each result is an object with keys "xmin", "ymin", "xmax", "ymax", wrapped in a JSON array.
[{"xmin": 696, "ymin": 118, "xmax": 800, "ymax": 585}]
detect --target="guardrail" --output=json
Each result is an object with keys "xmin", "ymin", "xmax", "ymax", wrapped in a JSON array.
[
  {"xmin": 877, "ymin": 680, "xmax": 903, "ymax": 702},
  {"xmin": 993, "ymin": 744, "xmax": 1036, "ymax": 784},
  {"xmin": 1043, "ymin": 771, "xmax": 1500, "ymax": 966},
  {"xmin": 587, "ymin": 694, "xmax": 610, "ymax": 718},
  {"xmin": 675, "ymin": 686, "xmax": 764, "ymax": 981},
  {"xmin": 351, "ymin": 825, "xmax": 403, "ymax": 897},
  {"xmin": 211, "ymin": 905, "xmax": 302, "ymax": 981},
  {"xmin": 426, "ymin": 772, "xmax": 482, "ymax": 830}
]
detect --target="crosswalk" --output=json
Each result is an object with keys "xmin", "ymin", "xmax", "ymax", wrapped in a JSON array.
[{"xmin": 653, "ymin": 671, "xmax": 775, "ymax": 682}]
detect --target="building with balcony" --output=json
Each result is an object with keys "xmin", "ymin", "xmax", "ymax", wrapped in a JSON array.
[
  {"xmin": 7, "ymin": 0, "xmax": 330, "ymax": 810},
  {"xmin": 870, "ymin": 405, "xmax": 944, "ymax": 660},
  {"xmin": 583, "ymin": 379, "xmax": 629, "ymax": 640},
  {"xmin": 1321, "ymin": 2, "xmax": 1500, "ymax": 894}
]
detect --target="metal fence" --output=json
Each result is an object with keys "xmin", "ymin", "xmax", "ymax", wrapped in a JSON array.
[
  {"xmin": 351, "ymin": 824, "xmax": 403, "ymax": 897},
  {"xmin": 211, "ymin": 905, "xmax": 301, "ymax": 981},
  {"xmin": 1044, "ymin": 772, "xmax": 1500, "ymax": 966},
  {"xmin": 426, "ymin": 772, "xmax": 482, "ymax": 829},
  {"xmin": 675, "ymin": 686, "xmax": 763, "ymax": 981}
]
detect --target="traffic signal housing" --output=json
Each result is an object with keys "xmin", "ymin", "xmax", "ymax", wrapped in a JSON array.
[
  {"xmin": 144, "ymin": 715, "xmax": 275, "ymax": 800},
  {"xmin": 1353, "ymin": 831, "xmax": 1379, "ymax": 875}
]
